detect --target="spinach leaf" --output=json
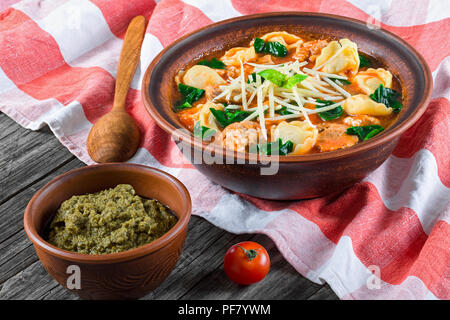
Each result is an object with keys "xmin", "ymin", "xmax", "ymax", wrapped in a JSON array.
[
  {"xmin": 346, "ymin": 125, "xmax": 384, "ymax": 141},
  {"xmin": 209, "ymin": 108, "xmax": 229, "ymax": 127},
  {"xmin": 226, "ymin": 109, "xmax": 252, "ymax": 123},
  {"xmin": 253, "ymin": 38, "xmax": 266, "ymax": 53},
  {"xmin": 209, "ymin": 108, "xmax": 252, "ymax": 128},
  {"xmin": 279, "ymin": 140, "xmax": 294, "ymax": 155},
  {"xmin": 370, "ymin": 84, "xmax": 402, "ymax": 113},
  {"xmin": 175, "ymin": 83, "xmax": 205, "ymax": 110},
  {"xmin": 253, "ymin": 37, "xmax": 288, "ymax": 57},
  {"xmin": 258, "ymin": 69, "xmax": 286, "ymax": 87},
  {"xmin": 178, "ymin": 83, "xmax": 202, "ymax": 97},
  {"xmin": 177, "ymin": 101, "xmax": 193, "ymax": 110},
  {"xmin": 263, "ymin": 41, "xmax": 288, "ymax": 57},
  {"xmin": 359, "ymin": 53, "xmax": 371, "ymax": 68},
  {"xmin": 276, "ymin": 106, "xmax": 293, "ymax": 115},
  {"xmin": 249, "ymin": 138, "xmax": 294, "ymax": 156},
  {"xmin": 315, "ymin": 99, "xmax": 343, "ymax": 121},
  {"xmin": 197, "ymin": 57, "xmax": 226, "ymax": 69},
  {"xmin": 193, "ymin": 121, "xmax": 216, "ymax": 141},
  {"xmin": 283, "ymin": 74, "xmax": 308, "ymax": 89}
]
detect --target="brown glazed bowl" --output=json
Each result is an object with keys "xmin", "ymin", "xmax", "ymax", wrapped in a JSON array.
[
  {"xmin": 24, "ymin": 164, "xmax": 191, "ymax": 300},
  {"xmin": 142, "ymin": 12, "xmax": 432, "ymax": 200}
]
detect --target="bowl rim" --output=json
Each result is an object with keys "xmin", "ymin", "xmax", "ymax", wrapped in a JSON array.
[
  {"xmin": 23, "ymin": 163, "xmax": 192, "ymax": 264},
  {"xmin": 141, "ymin": 11, "xmax": 433, "ymax": 163}
]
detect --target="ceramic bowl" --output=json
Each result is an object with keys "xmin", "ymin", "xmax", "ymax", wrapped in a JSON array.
[
  {"xmin": 141, "ymin": 12, "xmax": 432, "ymax": 200},
  {"xmin": 24, "ymin": 164, "xmax": 191, "ymax": 300}
]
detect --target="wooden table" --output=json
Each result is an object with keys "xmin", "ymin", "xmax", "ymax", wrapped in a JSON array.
[{"xmin": 0, "ymin": 113, "xmax": 338, "ymax": 300}]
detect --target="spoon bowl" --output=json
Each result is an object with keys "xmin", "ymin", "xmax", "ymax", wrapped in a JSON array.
[{"xmin": 87, "ymin": 110, "xmax": 140, "ymax": 163}]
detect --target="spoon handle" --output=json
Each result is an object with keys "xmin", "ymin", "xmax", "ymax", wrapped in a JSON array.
[{"xmin": 112, "ymin": 15, "xmax": 146, "ymax": 111}]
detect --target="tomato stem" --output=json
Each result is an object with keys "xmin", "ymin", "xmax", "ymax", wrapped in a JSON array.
[{"xmin": 237, "ymin": 245, "xmax": 259, "ymax": 261}]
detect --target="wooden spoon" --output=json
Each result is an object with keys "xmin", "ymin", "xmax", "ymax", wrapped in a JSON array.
[{"xmin": 87, "ymin": 16, "xmax": 146, "ymax": 163}]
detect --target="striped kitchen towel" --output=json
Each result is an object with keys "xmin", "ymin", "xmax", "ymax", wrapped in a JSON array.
[{"xmin": 0, "ymin": 0, "xmax": 448, "ymax": 300}]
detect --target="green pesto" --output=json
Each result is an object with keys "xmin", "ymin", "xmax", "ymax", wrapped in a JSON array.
[{"xmin": 47, "ymin": 184, "xmax": 177, "ymax": 255}]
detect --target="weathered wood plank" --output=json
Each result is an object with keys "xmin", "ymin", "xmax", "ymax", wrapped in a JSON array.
[
  {"xmin": 41, "ymin": 283, "xmax": 79, "ymax": 300},
  {"xmin": 0, "ymin": 230, "xmax": 37, "ymax": 285},
  {"xmin": 308, "ymin": 284, "xmax": 339, "ymax": 300},
  {"xmin": 0, "ymin": 156, "xmax": 84, "ymax": 243},
  {"xmin": 0, "ymin": 113, "xmax": 76, "ymax": 204},
  {"xmin": 0, "ymin": 261, "xmax": 61, "ymax": 300}
]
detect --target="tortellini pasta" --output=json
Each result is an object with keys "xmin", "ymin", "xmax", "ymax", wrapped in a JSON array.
[
  {"xmin": 221, "ymin": 47, "xmax": 256, "ymax": 67},
  {"xmin": 354, "ymin": 68, "xmax": 393, "ymax": 94},
  {"xmin": 199, "ymin": 101, "xmax": 224, "ymax": 131},
  {"xmin": 259, "ymin": 31, "xmax": 302, "ymax": 49},
  {"xmin": 314, "ymin": 39, "xmax": 359, "ymax": 77},
  {"xmin": 271, "ymin": 121, "xmax": 318, "ymax": 155},
  {"xmin": 183, "ymin": 65, "xmax": 226, "ymax": 90},
  {"xmin": 342, "ymin": 94, "xmax": 393, "ymax": 116}
]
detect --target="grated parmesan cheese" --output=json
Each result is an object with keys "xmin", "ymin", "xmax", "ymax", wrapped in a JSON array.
[
  {"xmin": 239, "ymin": 59, "xmax": 248, "ymax": 110},
  {"xmin": 302, "ymin": 67, "xmax": 348, "ymax": 80},
  {"xmin": 292, "ymin": 88, "xmax": 315, "ymax": 128},
  {"xmin": 256, "ymin": 83, "xmax": 267, "ymax": 140},
  {"xmin": 323, "ymin": 77, "xmax": 351, "ymax": 98}
]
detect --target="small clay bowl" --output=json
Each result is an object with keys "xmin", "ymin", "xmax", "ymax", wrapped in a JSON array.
[
  {"xmin": 24, "ymin": 164, "xmax": 191, "ymax": 300},
  {"xmin": 141, "ymin": 12, "xmax": 433, "ymax": 200}
]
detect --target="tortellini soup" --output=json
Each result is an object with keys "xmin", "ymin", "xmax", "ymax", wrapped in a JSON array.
[{"xmin": 173, "ymin": 31, "xmax": 402, "ymax": 156}]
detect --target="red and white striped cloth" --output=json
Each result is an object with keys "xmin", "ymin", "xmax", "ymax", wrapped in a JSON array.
[{"xmin": 0, "ymin": 0, "xmax": 448, "ymax": 300}]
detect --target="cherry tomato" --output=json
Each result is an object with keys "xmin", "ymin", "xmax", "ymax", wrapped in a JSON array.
[{"xmin": 224, "ymin": 241, "xmax": 270, "ymax": 285}]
